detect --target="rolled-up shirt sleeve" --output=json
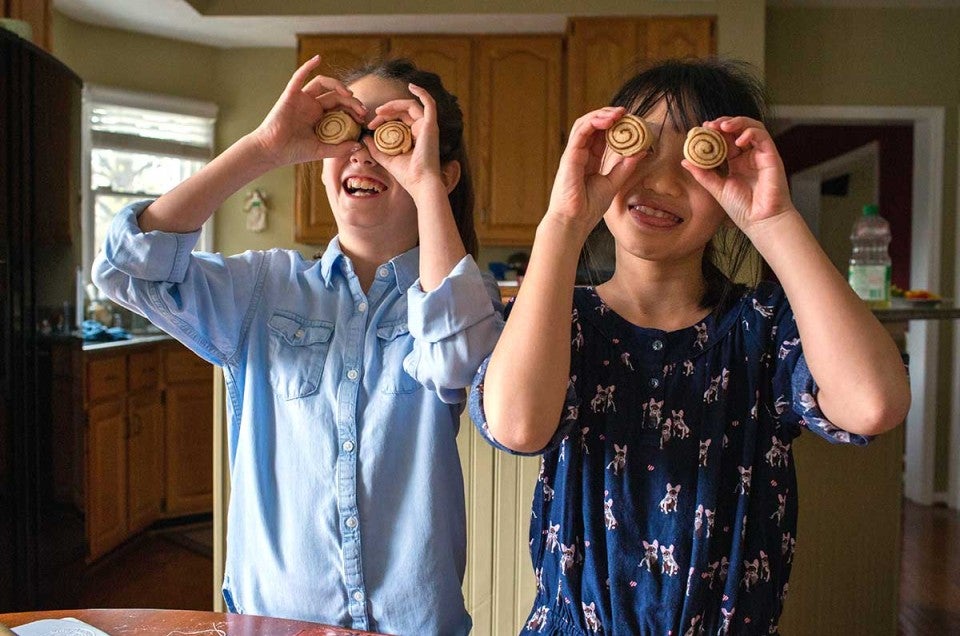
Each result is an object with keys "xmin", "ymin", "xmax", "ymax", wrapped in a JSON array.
[
  {"xmin": 468, "ymin": 299, "xmax": 582, "ymax": 456},
  {"xmin": 404, "ymin": 255, "xmax": 505, "ymax": 404},
  {"xmin": 92, "ymin": 200, "xmax": 262, "ymax": 366}
]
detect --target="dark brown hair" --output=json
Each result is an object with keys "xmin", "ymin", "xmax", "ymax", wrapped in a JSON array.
[
  {"xmin": 592, "ymin": 58, "xmax": 768, "ymax": 313},
  {"xmin": 341, "ymin": 58, "xmax": 478, "ymax": 258}
]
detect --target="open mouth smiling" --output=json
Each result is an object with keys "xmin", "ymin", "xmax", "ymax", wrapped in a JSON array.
[
  {"xmin": 628, "ymin": 203, "xmax": 683, "ymax": 225},
  {"xmin": 344, "ymin": 176, "xmax": 387, "ymax": 197}
]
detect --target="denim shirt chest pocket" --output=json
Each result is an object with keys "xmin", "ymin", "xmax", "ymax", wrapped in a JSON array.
[
  {"xmin": 268, "ymin": 312, "xmax": 334, "ymax": 400},
  {"xmin": 376, "ymin": 320, "xmax": 420, "ymax": 394}
]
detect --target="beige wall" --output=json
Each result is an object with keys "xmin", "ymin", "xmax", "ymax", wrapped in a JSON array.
[{"xmin": 766, "ymin": 5, "xmax": 960, "ymax": 494}]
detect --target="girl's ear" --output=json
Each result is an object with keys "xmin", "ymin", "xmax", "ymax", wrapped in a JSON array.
[{"xmin": 440, "ymin": 160, "xmax": 461, "ymax": 194}]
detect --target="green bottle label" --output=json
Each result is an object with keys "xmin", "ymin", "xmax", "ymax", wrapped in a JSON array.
[{"xmin": 848, "ymin": 264, "xmax": 891, "ymax": 304}]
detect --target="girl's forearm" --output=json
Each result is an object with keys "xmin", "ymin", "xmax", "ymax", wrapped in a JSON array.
[
  {"xmin": 483, "ymin": 216, "xmax": 587, "ymax": 452},
  {"xmin": 139, "ymin": 134, "xmax": 277, "ymax": 234},
  {"xmin": 747, "ymin": 210, "xmax": 910, "ymax": 434},
  {"xmin": 413, "ymin": 182, "xmax": 467, "ymax": 291}
]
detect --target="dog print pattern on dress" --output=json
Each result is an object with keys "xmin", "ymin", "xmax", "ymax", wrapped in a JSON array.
[{"xmin": 470, "ymin": 284, "xmax": 871, "ymax": 635}]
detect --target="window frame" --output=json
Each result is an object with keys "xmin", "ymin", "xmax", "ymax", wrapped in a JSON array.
[{"xmin": 81, "ymin": 84, "xmax": 218, "ymax": 283}]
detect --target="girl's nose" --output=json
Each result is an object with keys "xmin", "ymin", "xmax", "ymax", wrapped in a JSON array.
[
  {"xmin": 639, "ymin": 153, "xmax": 684, "ymax": 198},
  {"xmin": 349, "ymin": 142, "xmax": 376, "ymax": 165}
]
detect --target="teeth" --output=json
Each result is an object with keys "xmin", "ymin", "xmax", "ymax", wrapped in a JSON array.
[
  {"xmin": 630, "ymin": 204, "xmax": 681, "ymax": 222},
  {"xmin": 345, "ymin": 177, "xmax": 385, "ymax": 195}
]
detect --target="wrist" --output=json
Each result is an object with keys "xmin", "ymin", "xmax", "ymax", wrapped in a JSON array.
[
  {"xmin": 408, "ymin": 178, "xmax": 449, "ymax": 208},
  {"xmin": 743, "ymin": 208, "xmax": 810, "ymax": 258},
  {"xmin": 538, "ymin": 209, "xmax": 595, "ymax": 246}
]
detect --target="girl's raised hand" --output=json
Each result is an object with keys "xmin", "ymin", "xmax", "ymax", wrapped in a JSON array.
[
  {"xmin": 546, "ymin": 107, "xmax": 643, "ymax": 241},
  {"xmin": 681, "ymin": 116, "xmax": 794, "ymax": 234},
  {"xmin": 364, "ymin": 83, "xmax": 442, "ymax": 198},
  {"xmin": 252, "ymin": 55, "xmax": 367, "ymax": 169}
]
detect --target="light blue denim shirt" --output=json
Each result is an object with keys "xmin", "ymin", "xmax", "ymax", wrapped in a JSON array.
[{"xmin": 92, "ymin": 201, "xmax": 504, "ymax": 635}]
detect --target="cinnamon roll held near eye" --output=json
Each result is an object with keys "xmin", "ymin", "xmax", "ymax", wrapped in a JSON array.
[
  {"xmin": 683, "ymin": 126, "xmax": 728, "ymax": 170},
  {"xmin": 605, "ymin": 114, "xmax": 653, "ymax": 157},
  {"xmin": 374, "ymin": 120, "xmax": 414, "ymax": 155},
  {"xmin": 315, "ymin": 111, "xmax": 361, "ymax": 145}
]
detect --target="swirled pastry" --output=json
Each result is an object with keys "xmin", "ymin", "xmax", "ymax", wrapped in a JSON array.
[
  {"xmin": 315, "ymin": 111, "xmax": 361, "ymax": 145},
  {"xmin": 374, "ymin": 120, "xmax": 413, "ymax": 155},
  {"xmin": 605, "ymin": 114, "xmax": 652, "ymax": 157},
  {"xmin": 683, "ymin": 126, "xmax": 727, "ymax": 169}
]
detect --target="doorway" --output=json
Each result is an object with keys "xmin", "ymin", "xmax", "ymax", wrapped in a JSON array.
[{"xmin": 772, "ymin": 105, "xmax": 945, "ymax": 507}]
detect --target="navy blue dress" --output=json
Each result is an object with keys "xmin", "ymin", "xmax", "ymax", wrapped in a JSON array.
[{"xmin": 470, "ymin": 283, "xmax": 870, "ymax": 635}]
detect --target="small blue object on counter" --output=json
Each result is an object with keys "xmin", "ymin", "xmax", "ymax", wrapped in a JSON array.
[{"xmin": 80, "ymin": 319, "xmax": 132, "ymax": 342}]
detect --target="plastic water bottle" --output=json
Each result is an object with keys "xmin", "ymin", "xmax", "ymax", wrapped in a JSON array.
[{"xmin": 848, "ymin": 203, "xmax": 892, "ymax": 308}]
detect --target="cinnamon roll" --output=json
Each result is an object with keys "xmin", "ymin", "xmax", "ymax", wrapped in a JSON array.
[
  {"xmin": 605, "ymin": 114, "xmax": 652, "ymax": 157},
  {"xmin": 374, "ymin": 120, "xmax": 414, "ymax": 156},
  {"xmin": 683, "ymin": 127, "xmax": 727, "ymax": 170},
  {"xmin": 315, "ymin": 111, "xmax": 361, "ymax": 145}
]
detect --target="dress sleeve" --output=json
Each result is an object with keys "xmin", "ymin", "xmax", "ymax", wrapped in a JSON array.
[
  {"xmin": 404, "ymin": 255, "xmax": 505, "ymax": 404},
  {"xmin": 763, "ymin": 284, "xmax": 872, "ymax": 446},
  {"xmin": 91, "ymin": 200, "xmax": 264, "ymax": 366},
  {"xmin": 468, "ymin": 298, "xmax": 583, "ymax": 456}
]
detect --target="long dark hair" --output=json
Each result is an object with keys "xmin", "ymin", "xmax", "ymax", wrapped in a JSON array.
[
  {"xmin": 597, "ymin": 58, "xmax": 767, "ymax": 313},
  {"xmin": 341, "ymin": 58, "xmax": 478, "ymax": 258}
]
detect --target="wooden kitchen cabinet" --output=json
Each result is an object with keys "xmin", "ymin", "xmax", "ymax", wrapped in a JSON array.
[
  {"xmin": 63, "ymin": 339, "xmax": 212, "ymax": 561},
  {"xmin": 126, "ymin": 350, "xmax": 164, "ymax": 535},
  {"xmin": 473, "ymin": 36, "xmax": 561, "ymax": 246},
  {"xmin": 162, "ymin": 346, "xmax": 214, "ymax": 516},
  {"xmin": 566, "ymin": 16, "xmax": 716, "ymax": 125},
  {"xmin": 296, "ymin": 33, "xmax": 561, "ymax": 247},
  {"xmin": 85, "ymin": 398, "xmax": 127, "ymax": 561}
]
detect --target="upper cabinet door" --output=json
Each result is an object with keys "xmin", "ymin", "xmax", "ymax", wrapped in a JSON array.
[
  {"xmin": 643, "ymin": 17, "xmax": 715, "ymax": 61},
  {"xmin": 566, "ymin": 19, "xmax": 640, "ymax": 127},
  {"xmin": 388, "ymin": 36, "xmax": 473, "ymax": 147},
  {"xmin": 473, "ymin": 36, "xmax": 562, "ymax": 246},
  {"xmin": 566, "ymin": 17, "xmax": 716, "ymax": 126},
  {"xmin": 295, "ymin": 37, "xmax": 388, "ymax": 245}
]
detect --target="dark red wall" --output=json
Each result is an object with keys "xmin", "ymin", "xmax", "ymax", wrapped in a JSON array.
[{"xmin": 775, "ymin": 125, "xmax": 913, "ymax": 289}]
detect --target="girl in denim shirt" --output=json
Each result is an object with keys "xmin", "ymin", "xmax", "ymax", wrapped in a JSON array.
[
  {"xmin": 94, "ymin": 57, "xmax": 502, "ymax": 635},
  {"xmin": 470, "ymin": 58, "xmax": 909, "ymax": 635}
]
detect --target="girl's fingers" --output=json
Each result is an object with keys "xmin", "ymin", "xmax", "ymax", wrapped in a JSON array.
[
  {"xmin": 302, "ymin": 73, "xmax": 351, "ymax": 98},
  {"xmin": 315, "ymin": 92, "xmax": 366, "ymax": 119},
  {"xmin": 407, "ymin": 84, "xmax": 436, "ymax": 121},
  {"xmin": 373, "ymin": 99, "xmax": 425, "ymax": 126},
  {"xmin": 284, "ymin": 55, "xmax": 323, "ymax": 96},
  {"xmin": 605, "ymin": 155, "xmax": 641, "ymax": 189}
]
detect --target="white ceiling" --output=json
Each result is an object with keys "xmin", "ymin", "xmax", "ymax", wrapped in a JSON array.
[{"xmin": 54, "ymin": 0, "xmax": 959, "ymax": 49}]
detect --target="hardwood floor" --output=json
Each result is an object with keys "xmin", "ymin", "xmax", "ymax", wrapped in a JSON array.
[
  {"xmin": 69, "ymin": 531, "xmax": 213, "ymax": 611},
  {"xmin": 45, "ymin": 502, "xmax": 955, "ymax": 633},
  {"xmin": 898, "ymin": 499, "xmax": 960, "ymax": 635}
]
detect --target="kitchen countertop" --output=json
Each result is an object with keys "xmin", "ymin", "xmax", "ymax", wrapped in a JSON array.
[
  {"xmin": 873, "ymin": 301, "xmax": 960, "ymax": 322},
  {"xmin": 80, "ymin": 332, "xmax": 173, "ymax": 351}
]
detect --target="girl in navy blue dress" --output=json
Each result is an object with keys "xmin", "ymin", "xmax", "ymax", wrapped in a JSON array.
[{"xmin": 469, "ymin": 59, "xmax": 910, "ymax": 635}]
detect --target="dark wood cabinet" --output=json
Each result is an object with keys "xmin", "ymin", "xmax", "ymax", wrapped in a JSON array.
[{"xmin": 50, "ymin": 339, "xmax": 213, "ymax": 561}]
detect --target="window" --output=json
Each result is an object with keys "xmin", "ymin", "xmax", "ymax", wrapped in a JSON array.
[{"xmin": 82, "ymin": 85, "xmax": 218, "ymax": 282}]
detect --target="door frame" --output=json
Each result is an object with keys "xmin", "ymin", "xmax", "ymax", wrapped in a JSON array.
[
  {"xmin": 789, "ymin": 140, "xmax": 880, "ymax": 242},
  {"xmin": 952, "ymin": 109, "xmax": 960, "ymax": 511},
  {"xmin": 772, "ymin": 104, "xmax": 945, "ymax": 506}
]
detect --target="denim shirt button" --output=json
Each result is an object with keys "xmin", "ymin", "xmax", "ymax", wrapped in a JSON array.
[
  {"xmin": 358, "ymin": 301, "xmax": 368, "ymax": 313},
  {"xmin": 353, "ymin": 590, "xmax": 364, "ymax": 602},
  {"xmin": 342, "ymin": 440, "xmax": 355, "ymax": 452},
  {"xmin": 347, "ymin": 369, "xmax": 359, "ymax": 381},
  {"xmin": 378, "ymin": 267, "xmax": 389, "ymax": 279},
  {"xmin": 345, "ymin": 516, "xmax": 358, "ymax": 529}
]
